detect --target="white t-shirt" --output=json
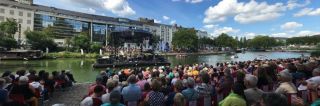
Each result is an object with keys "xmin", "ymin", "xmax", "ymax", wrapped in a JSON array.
[
  {"xmin": 80, "ymin": 97, "xmax": 93, "ymax": 106},
  {"xmin": 101, "ymin": 93, "xmax": 111, "ymax": 103}
]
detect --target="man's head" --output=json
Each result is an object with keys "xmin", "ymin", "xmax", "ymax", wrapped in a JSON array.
[
  {"xmin": 312, "ymin": 68, "xmax": 320, "ymax": 76},
  {"xmin": 260, "ymin": 92, "xmax": 288, "ymax": 106},
  {"xmin": 244, "ymin": 74, "xmax": 258, "ymax": 88},
  {"xmin": 109, "ymin": 91, "xmax": 121, "ymax": 104},
  {"xmin": 106, "ymin": 80, "xmax": 115, "ymax": 91},
  {"xmin": 186, "ymin": 77, "xmax": 195, "ymax": 88},
  {"xmin": 127, "ymin": 75, "xmax": 137, "ymax": 84},
  {"xmin": 19, "ymin": 76, "xmax": 29, "ymax": 85},
  {"xmin": 94, "ymin": 85, "xmax": 104, "ymax": 97}
]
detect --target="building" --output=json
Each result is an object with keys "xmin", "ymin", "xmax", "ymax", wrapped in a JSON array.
[
  {"xmin": 0, "ymin": 0, "xmax": 34, "ymax": 44},
  {"xmin": 0, "ymin": 0, "xmax": 194, "ymax": 52},
  {"xmin": 196, "ymin": 30, "xmax": 208, "ymax": 38}
]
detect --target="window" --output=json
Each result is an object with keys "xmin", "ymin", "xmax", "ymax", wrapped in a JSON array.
[
  {"xmin": 0, "ymin": 16, "xmax": 4, "ymax": 21},
  {"xmin": 0, "ymin": 8, "xmax": 4, "ymax": 13},
  {"xmin": 27, "ymin": 20, "xmax": 31, "ymax": 24},
  {"xmin": 10, "ymin": 10, "xmax": 14, "ymax": 15},
  {"xmin": 27, "ymin": 13, "xmax": 31, "ymax": 17},
  {"xmin": 19, "ymin": 11, "xmax": 23, "ymax": 16},
  {"xmin": 18, "ymin": 19, "xmax": 23, "ymax": 23}
]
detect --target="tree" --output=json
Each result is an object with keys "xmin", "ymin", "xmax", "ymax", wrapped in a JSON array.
[
  {"xmin": 214, "ymin": 33, "xmax": 238, "ymax": 48},
  {"xmin": 0, "ymin": 19, "xmax": 18, "ymax": 50},
  {"xmin": 72, "ymin": 32, "xmax": 91, "ymax": 52},
  {"xmin": 25, "ymin": 31, "xmax": 57, "ymax": 51},
  {"xmin": 248, "ymin": 36, "xmax": 277, "ymax": 49},
  {"xmin": 0, "ymin": 18, "xmax": 18, "ymax": 37},
  {"xmin": 199, "ymin": 37, "xmax": 214, "ymax": 49},
  {"xmin": 172, "ymin": 29, "xmax": 198, "ymax": 52},
  {"xmin": 287, "ymin": 35, "xmax": 320, "ymax": 45},
  {"xmin": 0, "ymin": 36, "xmax": 18, "ymax": 50}
]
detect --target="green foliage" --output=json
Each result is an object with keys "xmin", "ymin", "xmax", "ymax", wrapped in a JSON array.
[
  {"xmin": 0, "ymin": 18, "xmax": 18, "ymax": 37},
  {"xmin": 214, "ymin": 33, "xmax": 238, "ymax": 48},
  {"xmin": 72, "ymin": 32, "xmax": 91, "ymax": 52},
  {"xmin": 238, "ymin": 37, "xmax": 247, "ymax": 48},
  {"xmin": 172, "ymin": 29, "xmax": 198, "ymax": 51},
  {"xmin": 90, "ymin": 43, "xmax": 102, "ymax": 53},
  {"xmin": 0, "ymin": 18, "xmax": 18, "ymax": 50},
  {"xmin": 248, "ymin": 35, "xmax": 277, "ymax": 49},
  {"xmin": 198, "ymin": 37, "xmax": 214, "ymax": 48},
  {"xmin": 0, "ymin": 36, "xmax": 18, "ymax": 50},
  {"xmin": 287, "ymin": 35, "xmax": 320, "ymax": 45},
  {"xmin": 25, "ymin": 31, "xmax": 57, "ymax": 51},
  {"xmin": 46, "ymin": 52, "xmax": 99, "ymax": 58}
]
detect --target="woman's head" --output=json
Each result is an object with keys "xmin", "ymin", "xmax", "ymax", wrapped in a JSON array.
[
  {"xmin": 277, "ymin": 70, "xmax": 292, "ymax": 82},
  {"xmin": 174, "ymin": 93, "xmax": 185, "ymax": 106},
  {"xmin": 232, "ymin": 82, "xmax": 246, "ymax": 99},
  {"xmin": 151, "ymin": 79, "xmax": 161, "ymax": 91}
]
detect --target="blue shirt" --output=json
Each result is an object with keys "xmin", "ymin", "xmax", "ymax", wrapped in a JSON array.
[
  {"xmin": 121, "ymin": 83, "xmax": 142, "ymax": 102},
  {"xmin": 101, "ymin": 103, "xmax": 125, "ymax": 106},
  {"xmin": 182, "ymin": 88, "xmax": 199, "ymax": 101}
]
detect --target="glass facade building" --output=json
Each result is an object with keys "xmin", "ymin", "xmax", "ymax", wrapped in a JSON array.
[
  {"xmin": 34, "ymin": 14, "xmax": 109, "ymax": 42},
  {"xmin": 92, "ymin": 23, "xmax": 106, "ymax": 42}
]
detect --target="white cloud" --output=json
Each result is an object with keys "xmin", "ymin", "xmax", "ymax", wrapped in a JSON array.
[
  {"xmin": 287, "ymin": 0, "xmax": 310, "ymax": 10},
  {"xmin": 294, "ymin": 8, "xmax": 320, "ymax": 17},
  {"xmin": 212, "ymin": 27, "xmax": 240, "ymax": 36},
  {"xmin": 271, "ymin": 33, "xmax": 288, "ymax": 37},
  {"xmin": 170, "ymin": 20, "xmax": 176, "ymax": 24},
  {"xmin": 280, "ymin": 22, "xmax": 303, "ymax": 30},
  {"xmin": 203, "ymin": 0, "xmax": 287, "ymax": 24},
  {"xmin": 270, "ymin": 30, "xmax": 320, "ymax": 38},
  {"xmin": 163, "ymin": 16, "xmax": 170, "ymax": 20},
  {"xmin": 103, "ymin": 0, "xmax": 136, "ymax": 16},
  {"xmin": 242, "ymin": 32, "xmax": 257, "ymax": 39},
  {"xmin": 203, "ymin": 24, "xmax": 218, "ymax": 29},
  {"xmin": 87, "ymin": 8, "xmax": 96, "ymax": 14},
  {"xmin": 154, "ymin": 19, "xmax": 162, "ymax": 23},
  {"xmin": 61, "ymin": 0, "xmax": 136, "ymax": 17},
  {"xmin": 297, "ymin": 30, "xmax": 319, "ymax": 36}
]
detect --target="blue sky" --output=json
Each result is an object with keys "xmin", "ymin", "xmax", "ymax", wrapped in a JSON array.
[{"xmin": 34, "ymin": 0, "xmax": 320, "ymax": 38}]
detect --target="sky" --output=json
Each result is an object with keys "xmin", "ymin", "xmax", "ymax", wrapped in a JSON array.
[{"xmin": 33, "ymin": 0, "xmax": 320, "ymax": 38}]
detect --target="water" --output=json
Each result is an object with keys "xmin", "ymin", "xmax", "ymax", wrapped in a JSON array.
[{"xmin": 0, "ymin": 52, "xmax": 308, "ymax": 82}]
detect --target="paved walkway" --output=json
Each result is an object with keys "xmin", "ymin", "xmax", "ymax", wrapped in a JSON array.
[{"xmin": 44, "ymin": 83, "xmax": 91, "ymax": 106}]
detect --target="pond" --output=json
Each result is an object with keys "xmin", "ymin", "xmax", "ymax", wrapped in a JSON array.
[{"xmin": 0, "ymin": 52, "xmax": 309, "ymax": 82}]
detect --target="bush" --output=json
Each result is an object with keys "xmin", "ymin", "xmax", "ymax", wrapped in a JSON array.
[
  {"xmin": 0, "ymin": 36, "xmax": 17, "ymax": 50},
  {"xmin": 90, "ymin": 43, "xmax": 102, "ymax": 53},
  {"xmin": 46, "ymin": 52, "xmax": 99, "ymax": 58}
]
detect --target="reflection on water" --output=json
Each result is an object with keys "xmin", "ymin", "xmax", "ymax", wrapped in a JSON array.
[{"xmin": 0, "ymin": 52, "xmax": 309, "ymax": 82}]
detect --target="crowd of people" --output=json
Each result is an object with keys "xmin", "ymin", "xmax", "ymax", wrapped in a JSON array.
[
  {"xmin": 82, "ymin": 57, "xmax": 320, "ymax": 106},
  {"xmin": 1, "ymin": 56, "xmax": 320, "ymax": 106},
  {"xmin": 0, "ymin": 69, "xmax": 76, "ymax": 106}
]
